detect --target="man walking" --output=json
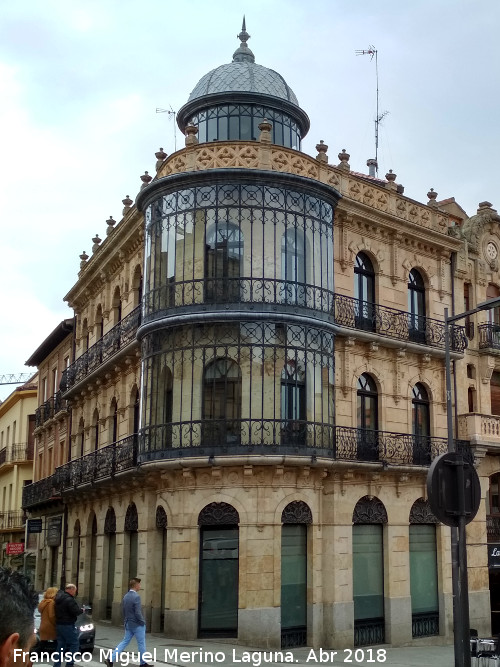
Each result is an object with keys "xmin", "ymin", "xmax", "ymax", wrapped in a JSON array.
[
  {"xmin": 53, "ymin": 583, "xmax": 82, "ymax": 667},
  {"xmin": 105, "ymin": 578, "xmax": 151, "ymax": 667}
]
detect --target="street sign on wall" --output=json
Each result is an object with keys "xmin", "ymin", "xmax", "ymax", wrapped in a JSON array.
[
  {"xmin": 46, "ymin": 516, "xmax": 62, "ymax": 547},
  {"xmin": 6, "ymin": 542, "xmax": 24, "ymax": 555},
  {"xmin": 27, "ymin": 518, "xmax": 42, "ymax": 533}
]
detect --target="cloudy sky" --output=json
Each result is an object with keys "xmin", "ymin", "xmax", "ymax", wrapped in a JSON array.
[{"xmin": 0, "ymin": 0, "xmax": 499, "ymax": 400}]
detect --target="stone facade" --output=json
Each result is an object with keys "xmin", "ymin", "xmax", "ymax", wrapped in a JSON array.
[{"xmin": 21, "ymin": 25, "xmax": 500, "ymax": 651}]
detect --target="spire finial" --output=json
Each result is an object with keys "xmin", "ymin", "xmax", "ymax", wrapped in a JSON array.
[{"xmin": 233, "ymin": 17, "xmax": 255, "ymax": 63}]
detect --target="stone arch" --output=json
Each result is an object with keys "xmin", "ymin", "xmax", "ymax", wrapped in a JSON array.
[
  {"xmin": 124, "ymin": 503, "xmax": 139, "ymax": 532},
  {"xmin": 281, "ymin": 500, "xmax": 312, "ymax": 524},
  {"xmin": 156, "ymin": 505, "xmax": 168, "ymax": 529},
  {"xmin": 352, "ymin": 496, "xmax": 388, "ymax": 524},
  {"xmin": 198, "ymin": 502, "xmax": 239, "ymax": 525},
  {"xmin": 104, "ymin": 507, "xmax": 116, "ymax": 534},
  {"xmin": 409, "ymin": 498, "xmax": 438, "ymax": 524}
]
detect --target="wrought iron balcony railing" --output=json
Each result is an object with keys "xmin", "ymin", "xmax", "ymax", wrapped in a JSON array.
[
  {"xmin": 60, "ymin": 307, "xmax": 141, "ymax": 394},
  {"xmin": 333, "ymin": 294, "xmax": 467, "ymax": 352},
  {"xmin": 0, "ymin": 442, "xmax": 34, "ymax": 466},
  {"xmin": 22, "ymin": 435, "xmax": 137, "ymax": 508},
  {"xmin": 143, "ymin": 278, "xmax": 335, "ymax": 321},
  {"xmin": 487, "ymin": 515, "xmax": 500, "ymax": 542},
  {"xmin": 35, "ymin": 391, "xmax": 68, "ymax": 427},
  {"xmin": 22, "ymin": 473, "xmax": 61, "ymax": 509},
  {"xmin": 56, "ymin": 435, "xmax": 137, "ymax": 490},
  {"xmin": 0, "ymin": 510, "xmax": 24, "ymax": 530},
  {"xmin": 139, "ymin": 421, "xmax": 473, "ymax": 467},
  {"xmin": 479, "ymin": 323, "xmax": 500, "ymax": 351}
]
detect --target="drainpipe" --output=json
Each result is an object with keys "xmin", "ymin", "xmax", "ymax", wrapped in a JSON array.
[{"xmin": 60, "ymin": 501, "xmax": 68, "ymax": 589}]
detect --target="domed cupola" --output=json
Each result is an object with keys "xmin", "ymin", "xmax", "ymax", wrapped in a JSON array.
[{"xmin": 177, "ymin": 19, "xmax": 310, "ymax": 148}]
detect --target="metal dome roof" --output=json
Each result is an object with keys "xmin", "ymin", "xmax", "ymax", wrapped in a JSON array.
[
  {"xmin": 187, "ymin": 19, "xmax": 300, "ymax": 106},
  {"xmin": 188, "ymin": 62, "xmax": 299, "ymax": 105}
]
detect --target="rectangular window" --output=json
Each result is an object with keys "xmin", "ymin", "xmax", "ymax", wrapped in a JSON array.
[
  {"xmin": 353, "ymin": 524, "xmax": 384, "ymax": 620},
  {"xmin": 281, "ymin": 524, "xmax": 307, "ymax": 630},
  {"xmin": 409, "ymin": 525, "xmax": 438, "ymax": 614}
]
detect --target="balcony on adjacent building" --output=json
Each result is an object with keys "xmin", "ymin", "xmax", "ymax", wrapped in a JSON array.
[
  {"xmin": 21, "ymin": 474, "xmax": 61, "ymax": 510},
  {"xmin": 479, "ymin": 323, "xmax": 500, "ymax": 352},
  {"xmin": 333, "ymin": 294, "xmax": 467, "ymax": 353},
  {"xmin": 60, "ymin": 306, "xmax": 141, "ymax": 395},
  {"xmin": 57, "ymin": 435, "xmax": 137, "ymax": 490},
  {"xmin": 0, "ymin": 510, "xmax": 24, "ymax": 530},
  {"xmin": 35, "ymin": 391, "xmax": 68, "ymax": 428},
  {"xmin": 0, "ymin": 442, "xmax": 34, "ymax": 467},
  {"xmin": 458, "ymin": 413, "xmax": 500, "ymax": 447}
]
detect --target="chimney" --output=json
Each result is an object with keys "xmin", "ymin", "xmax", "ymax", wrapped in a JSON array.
[{"xmin": 367, "ymin": 158, "xmax": 378, "ymax": 177}]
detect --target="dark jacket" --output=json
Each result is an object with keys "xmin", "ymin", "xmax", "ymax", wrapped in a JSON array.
[
  {"xmin": 121, "ymin": 589, "xmax": 145, "ymax": 630},
  {"xmin": 54, "ymin": 590, "xmax": 82, "ymax": 625}
]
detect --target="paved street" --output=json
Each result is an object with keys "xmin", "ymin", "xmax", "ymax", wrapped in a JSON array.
[{"xmin": 32, "ymin": 621, "xmax": 456, "ymax": 667}]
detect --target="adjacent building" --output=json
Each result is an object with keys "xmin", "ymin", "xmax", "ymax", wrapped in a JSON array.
[
  {"xmin": 21, "ymin": 23, "xmax": 500, "ymax": 649},
  {"xmin": 0, "ymin": 377, "xmax": 37, "ymax": 577}
]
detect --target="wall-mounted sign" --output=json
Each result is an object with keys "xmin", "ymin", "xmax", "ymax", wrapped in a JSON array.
[
  {"xmin": 46, "ymin": 516, "xmax": 62, "ymax": 547},
  {"xmin": 6, "ymin": 543, "xmax": 24, "ymax": 555},
  {"xmin": 488, "ymin": 544, "xmax": 500, "ymax": 569},
  {"xmin": 27, "ymin": 519, "xmax": 43, "ymax": 534}
]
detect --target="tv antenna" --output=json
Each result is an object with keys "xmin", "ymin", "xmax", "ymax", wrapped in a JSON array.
[
  {"xmin": 355, "ymin": 45, "xmax": 389, "ymax": 174},
  {"xmin": 156, "ymin": 106, "xmax": 178, "ymax": 152}
]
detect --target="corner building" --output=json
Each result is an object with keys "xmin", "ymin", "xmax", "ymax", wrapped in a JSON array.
[{"xmin": 23, "ymin": 24, "xmax": 497, "ymax": 650}]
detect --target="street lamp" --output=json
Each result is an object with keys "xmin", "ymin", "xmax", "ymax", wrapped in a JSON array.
[{"xmin": 444, "ymin": 296, "xmax": 500, "ymax": 667}]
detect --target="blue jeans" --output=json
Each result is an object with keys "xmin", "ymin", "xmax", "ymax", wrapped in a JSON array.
[
  {"xmin": 113, "ymin": 623, "xmax": 147, "ymax": 664},
  {"xmin": 53, "ymin": 624, "xmax": 79, "ymax": 667}
]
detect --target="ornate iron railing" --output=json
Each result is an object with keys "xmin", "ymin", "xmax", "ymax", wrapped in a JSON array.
[
  {"xmin": 22, "ymin": 436, "xmax": 137, "ymax": 508},
  {"xmin": 143, "ymin": 278, "xmax": 335, "ymax": 321},
  {"xmin": 57, "ymin": 435, "xmax": 137, "ymax": 490},
  {"xmin": 333, "ymin": 294, "xmax": 467, "ymax": 352},
  {"xmin": 478, "ymin": 323, "xmax": 500, "ymax": 350},
  {"xmin": 0, "ymin": 443, "xmax": 34, "ymax": 466},
  {"xmin": 412, "ymin": 611, "xmax": 439, "ymax": 638},
  {"xmin": 22, "ymin": 474, "xmax": 61, "ymax": 509},
  {"xmin": 0, "ymin": 510, "xmax": 24, "ymax": 530},
  {"xmin": 139, "ymin": 421, "xmax": 472, "ymax": 467},
  {"xmin": 60, "ymin": 307, "xmax": 141, "ymax": 393},
  {"xmin": 35, "ymin": 391, "xmax": 67, "ymax": 427},
  {"xmin": 487, "ymin": 516, "xmax": 500, "ymax": 542},
  {"xmin": 354, "ymin": 618, "xmax": 385, "ymax": 646},
  {"xmin": 281, "ymin": 627, "xmax": 307, "ymax": 649}
]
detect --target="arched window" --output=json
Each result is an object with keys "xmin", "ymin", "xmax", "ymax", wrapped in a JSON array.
[
  {"xmin": 205, "ymin": 222, "xmax": 243, "ymax": 302},
  {"xmin": 202, "ymin": 359, "xmax": 241, "ymax": 445},
  {"xmin": 352, "ymin": 496, "xmax": 387, "ymax": 646},
  {"xmin": 281, "ymin": 501, "xmax": 312, "ymax": 648},
  {"xmin": 132, "ymin": 266, "xmax": 143, "ymax": 308},
  {"xmin": 408, "ymin": 269, "xmax": 426, "ymax": 343},
  {"xmin": 198, "ymin": 503, "xmax": 239, "ymax": 637},
  {"xmin": 281, "ymin": 361, "xmax": 306, "ymax": 446},
  {"xmin": 412, "ymin": 383, "xmax": 430, "ymax": 464},
  {"xmin": 95, "ymin": 305, "xmax": 104, "ymax": 340},
  {"xmin": 281, "ymin": 227, "xmax": 306, "ymax": 305},
  {"xmin": 112, "ymin": 286, "xmax": 122, "ymax": 325},
  {"xmin": 78, "ymin": 418, "xmax": 85, "ymax": 458},
  {"xmin": 109, "ymin": 399, "xmax": 118, "ymax": 444},
  {"xmin": 357, "ymin": 374, "xmax": 378, "ymax": 461},
  {"xmin": 487, "ymin": 284, "xmax": 500, "ymax": 326},
  {"xmin": 354, "ymin": 252, "xmax": 375, "ymax": 331},
  {"xmin": 81, "ymin": 319, "xmax": 89, "ymax": 352},
  {"xmin": 92, "ymin": 409, "xmax": 99, "ymax": 451}
]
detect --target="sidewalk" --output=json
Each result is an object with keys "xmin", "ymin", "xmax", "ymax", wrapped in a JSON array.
[{"xmin": 91, "ymin": 621, "xmax": 455, "ymax": 667}]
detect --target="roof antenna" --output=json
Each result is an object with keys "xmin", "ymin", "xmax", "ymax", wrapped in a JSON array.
[
  {"xmin": 355, "ymin": 45, "xmax": 389, "ymax": 176},
  {"xmin": 156, "ymin": 105, "xmax": 178, "ymax": 152}
]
